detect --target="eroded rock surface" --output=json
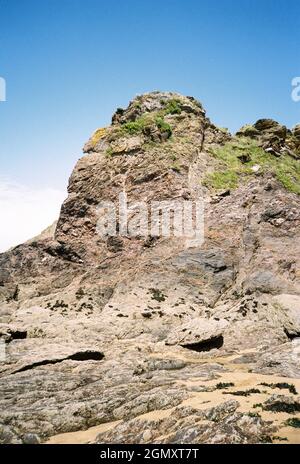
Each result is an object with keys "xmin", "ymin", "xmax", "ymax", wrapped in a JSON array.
[{"xmin": 0, "ymin": 92, "xmax": 299, "ymax": 444}]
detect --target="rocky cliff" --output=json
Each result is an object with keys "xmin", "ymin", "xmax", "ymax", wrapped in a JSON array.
[{"xmin": 0, "ymin": 92, "xmax": 300, "ymax": 444}]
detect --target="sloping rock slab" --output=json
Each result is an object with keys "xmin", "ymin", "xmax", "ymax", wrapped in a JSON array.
[{"xmin": 165, "ymin": 318, "xmax": 228, "ymax": 351}]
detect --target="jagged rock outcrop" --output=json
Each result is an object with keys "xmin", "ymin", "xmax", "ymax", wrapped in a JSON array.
[
  {"xmin": 236, "ymin": 119, "xmax": 300, "ymax": 158},
  {"xmin": 0, "ymin": 92, "xmax": 299, "ymax": 444}
]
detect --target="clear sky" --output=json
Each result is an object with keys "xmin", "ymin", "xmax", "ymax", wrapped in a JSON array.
[{"xmin": 0, "ymin": 0, "xmax": 299, "ymax": 250}]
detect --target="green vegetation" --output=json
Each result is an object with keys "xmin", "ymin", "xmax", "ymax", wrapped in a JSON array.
[
  {"xmin": 259, "ymin": 382, "xmax": 298, "ymax": 395},
  {"xmin": 272, "ymin": 436, "xmax": 288, "ymax": 442},
  {"xmin": 156, "ymin": 117, "xmax": 172, "ymax": 137},
  {"xmin": 263, "ymin": 401, "xmax": 300, "ymax": 414},
  {"xmin": 108, "ymin": 97, "xmax": 188, "ymax": 147},
  {"xmin": 149, "ymin": 288, "xmax": 166, "ymax": 303},
  {"xmin": 254, "ymin": 399, "xmax": 300, "ymax": 414},
  {"xmin": 132, "ymin": 101, "xmax": 142, "ymax": 109},
  {"xmin": 204, "ymin": 170, "xmax": 238, "ymax": 189},
  {"xmin": 218, "ymin": 127, "xmax": 229, "ymax": 134},
  {"xmin": 253, "ymin": 403, "xmax": 263, "ymax": 409},
  {"xmin": 259, "ymin": 435, "xmax": 273, "ymax": 444},
  {"xmin": 119, "ymin": 113, "xmax": 172, "ymax": 139},
  {"xmin": 170, "ymin": 162, "xmax": 181, "ymax": 173},
  {"xmin": 247, "ymin": 411, "xmax": 261, "ymax": 418},
  {"xmin": 203, "ymin": 137, "xmax": 300, "ymax": 193},
  {"xmin": 285, "ymin": 417, "xmax": 300, "ymax": 428},
  {"xmin": 276, "ymin": 166, "xmax": 300, "ymax": 194},
  {"xmin": 105, "ymin": 147, "xmax": 113, "ymax": 158},
  {"xmin": 223, "ymin": 388, "xmax": 261, "ymax": 397},
  {"xmin": 122, "ymin": 119, "xmax": 146, "ymax": 135},
  {"xmin": 164, "ymin": 98, "xmax": 182, "ymax": 115},
  {"xmin": 215, "ymin": 382, "xmax": 235, "ymax": 389},
  {"xmin": 237, "ymin": 124, "xmax": 259, "ymax": 138}
]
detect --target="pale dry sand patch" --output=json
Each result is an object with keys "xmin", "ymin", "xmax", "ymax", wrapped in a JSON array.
[
  {"xmin": 133, "ymin": 408, "xmax": 173, "ymax": 422},
  {"xmin": 46, "ymin": 420, "xmax": 121, "ymax": 445},
  {"xmin": 148, "ymin": 350, "xmax": 246, "ymax": 365},
  {"xmin": 179, "ymin": 370, "xmax": 300, "ymax": 444},
  {"xmin": 46, "ymin": 363, "xmax": 300, "ymax": 444},
  {"xmin": 273, "ymin": 426, "xmax": 300, "ymax": 444}
]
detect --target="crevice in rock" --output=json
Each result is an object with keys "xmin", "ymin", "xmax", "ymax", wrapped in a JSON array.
[
  {"xmin": 8, "ymin": 330, "xmax": 27, "ymax": 341},
  {"xmin": 44, "ymin": 241, "xmax": 83, "ymax": 264},
  {"xmin": 284, "ymin": 329, "xmax": 300, "ymax": 341},
  {"xmin": 68, "ymin": 351, "xmax": 104, "ymax": 361},
  {"xmin": 6, "ymin": 285, "xmax": 19, "ymax": 302},
  {"xmin": 181, "ymin": 335, "xmax": 224, "ymax": 352},
  {"xmin": 12, "ymin": 351, "xmax": 104, "ymax": 374}
]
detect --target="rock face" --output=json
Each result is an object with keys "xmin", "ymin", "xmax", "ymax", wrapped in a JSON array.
[
  {"xmin": 95, "ymin": 400, "xmax": 276, "ymax": 444},
  {"xmin": 236, "ymin": 119, "xmax": 300, "ymax": 158},
  {"xmin": 0, "ymin": 91, "xmax": 300, "ymax": 444},
  {"xmin": 165, "ymin": 318, "xmax": 228, "ymax": 349}
]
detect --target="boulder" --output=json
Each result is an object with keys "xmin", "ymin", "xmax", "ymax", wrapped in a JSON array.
[{"xmin": 165, "ymin": 318, "xmax": 228, "ymax": 349}]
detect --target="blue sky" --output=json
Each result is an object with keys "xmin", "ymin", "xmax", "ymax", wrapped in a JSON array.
[{"xmin": 0, "ymin": 0, "xmax": 299, "ymax": 249}]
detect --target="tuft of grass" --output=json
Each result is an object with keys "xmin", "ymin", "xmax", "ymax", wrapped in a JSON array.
[
  {"xmin": 120, "ymin": 113, "xmax": 172, "ymax": 139},
  {"xmin": 149, "ymin": 288, "xmax": 166, "ymax": 303},
  {"xmin": 164, "ymin": 98, "xmax": 182, "ymax": 115},
  {"xmin": 215, "ymin": 382, "xmax": 235, "ymax": 389},
  {"xmin": 259, "ymin": 382, "xmax": 298, "ymax": 395},
  {"xmin": 223, "ymin": 388, "xmax": 261, "ymax": 397},
  {"xmin": 218, "ymin": 127, "xmax": 229, "ymax": 134},
  {"xmin": 272, "ymin": 435, "xmax": 288, "ymax": 442},
  {"xmin": 121, "ymin": 119, "xmax": 147, "ymax": 135},
  {"xmin": 236, "ymin": 124, "xmax": 260, "ymax": 138},
  {"xmin": 285, "ymin": 417, "xmax": 300, "ymax": 428},
  {"xmin": 259, "ymin": 435, "xmax": 273, "ymax": 444},
  {"xmin": 247, "ymin": 411, "xmax": 261, "ymax": 418},
  {"xmin": 105, "ymin": 147, "xmax": 113, "ymax": 158},
  {"xmin": 253, "ymin": 403, "xmax": 263, "ymax": 409},
  {"xmin": 155, "ymin": 117, "xmax": 172, "ymax": 138},
  {"xmin": 275, "ymin": 165, "xmax": 300, "ymax": 194},
  {"xmin": 263, "ymin": 401, "xmax": 300, "ymax": 414},
  {"xmin": 132, "ymin": 101, "xmax": 142, "ymax": 109},
  {"xmin": 170, "ymin": 162, "xmax": 181, "ymax": 173},
  {"xmin": 203, "ymin": 170, "xmax": 238, "ymax": 190},
  {"xmin": 203, "ymin": 137, "xmax": 300, "ymax": 193}
]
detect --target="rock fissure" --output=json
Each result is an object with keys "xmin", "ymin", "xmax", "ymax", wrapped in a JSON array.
[{"xmin": 11, "ymin": 351, "xmax": 105, "ymax": 374}]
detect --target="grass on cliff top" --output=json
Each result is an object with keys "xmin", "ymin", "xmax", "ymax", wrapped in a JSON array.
[
  {"xmin": 203, "ymin": 137, "xmax": 300, "ymax": 194},
  {"xmin": 120, "ymin": 113, "xmax": 172, "ymax": 138},
  {"xmin": 106, "ymin": 98, "xmax": 193, "ymax": 150},
  {"xmin": 117, "ymin": 98, "xmax": 184, "ymax": 138},
  {"xmin": 162, "ymin": 98, "xmax": 182, "ymax": 115}
]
